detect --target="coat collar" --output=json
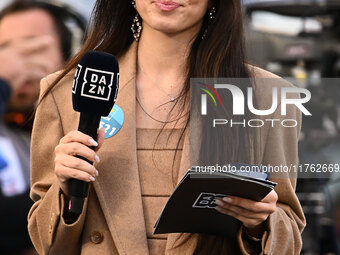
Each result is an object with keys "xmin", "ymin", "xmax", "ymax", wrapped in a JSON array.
[{"xmin": 93, "ymin": 42, "xmax": 194, "ymax": 255}]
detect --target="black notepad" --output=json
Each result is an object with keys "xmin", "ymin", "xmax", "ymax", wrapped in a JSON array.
[{"xmin": 153, "ymin": 164, "xmax": 277, "ymax": 237}]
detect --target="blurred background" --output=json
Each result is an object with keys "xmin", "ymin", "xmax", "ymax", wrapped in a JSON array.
[
  {"xmin": 244, "ymin": 0, "xmax": 340, "ymax": 254},
  {"xmin": 0, "ymin": 0, "xmax": 339, "ymax": 254},
  {"xmin": 0, "ymin": 0, "xmax": 96, "ymax": 20},
  {"xmin": 0, "ymin": 1, "xmax": 95, "ymax": 254}
]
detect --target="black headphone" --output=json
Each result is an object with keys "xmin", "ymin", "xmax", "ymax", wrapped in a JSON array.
[{"xmin": 0, "ymin": 0, "xmax": 88, "ymax": 60}]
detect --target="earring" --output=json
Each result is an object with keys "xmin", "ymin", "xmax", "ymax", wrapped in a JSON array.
[
  {"xmin": 131, "ymin": 0, "xmax": 142, "ymax": 41},
  {"xmin": 202, "ymin": 6, "xmax": 216, "ymax": 40},
  {"xmin": 209, "ymin": 6, "xmax": 216, "ymax": 21}
]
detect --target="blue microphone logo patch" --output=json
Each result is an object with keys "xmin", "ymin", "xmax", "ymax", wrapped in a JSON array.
[{"xmin": 99, "ymin": 104, "xmax": 124, "ymax": 139}]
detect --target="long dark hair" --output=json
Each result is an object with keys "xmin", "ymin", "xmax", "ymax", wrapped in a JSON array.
[
  {"xmin": 40, "ymin": 0, "xmax": 251, "ymax": 100},
  {"xmin": 40, "ymin": 0, "xmax": 257, "ymax": 253}
]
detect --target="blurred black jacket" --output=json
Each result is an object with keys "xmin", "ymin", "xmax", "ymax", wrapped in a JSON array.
[{"xmin": 0, "ymin": 78, "xmax": 11, "ymax": 116}]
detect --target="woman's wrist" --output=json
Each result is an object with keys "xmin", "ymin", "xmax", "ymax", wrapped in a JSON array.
[
  {"xmin": 242, "ymin": 225, "xmax": 263, "ymax": 255},
  {"xmin": 244, "ymin": 222, "xmax": 265, "ymax": 241}
]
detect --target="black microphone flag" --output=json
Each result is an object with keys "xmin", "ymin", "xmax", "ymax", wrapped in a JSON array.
[{"xmin": 72, "ymin": 51, "xmax": 119, "ymax": 115}]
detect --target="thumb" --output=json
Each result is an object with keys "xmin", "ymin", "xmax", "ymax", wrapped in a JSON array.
[{"xmin": 96, "ymin": 127, "xmax": 105, "ymax": 151}]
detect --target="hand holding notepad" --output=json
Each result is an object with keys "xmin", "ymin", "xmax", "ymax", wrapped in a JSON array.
[{"xmin": 154, "ymin": 164, "xmax": 277, "ymax": 237}]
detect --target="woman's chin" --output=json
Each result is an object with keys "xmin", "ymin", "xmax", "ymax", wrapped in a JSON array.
[
  {"xmin": 147, "ymin": 19, "xmax": 183, "ymax": 34},
  {"xmin": 147, "ymin": 20, "xmax": 200, "ymax": 36}
]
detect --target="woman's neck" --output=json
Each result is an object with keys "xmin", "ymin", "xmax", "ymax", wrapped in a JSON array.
[
  {"xmin": 135, "ymin": 22, "xmax": 200, "ymax": 129},
  {"xmin": 137, "ymin": 22, "xmax": 200, "ymax": 84}
]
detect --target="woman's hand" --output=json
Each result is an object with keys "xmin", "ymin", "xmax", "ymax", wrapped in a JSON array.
[
  {"xmin": 54, "ymin": 129, "xmax": 105, "ymax": 196},
  {"xmin": 215, "ymin": 190, "xmax": 278, "ymax": 236}
]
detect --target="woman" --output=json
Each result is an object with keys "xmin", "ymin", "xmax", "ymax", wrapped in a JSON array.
[{"xmin": 28, "ymin": 0, "xmax": 305, "ymax": 254}]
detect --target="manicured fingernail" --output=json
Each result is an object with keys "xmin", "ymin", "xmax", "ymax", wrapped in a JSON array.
[
  {"xmin": 223, "ymin": 197, "xmax": 233, "ymax": 203},
  {"xmin": 215, "ymin": 200, "xmax": 224, "ymax": 206},
  {"xmin": 89, "ymin": 138, "xmax": 98, "ymax": 147},
  {"xmin": 95, "ymin": 155, "xmax": 100, "ymax": 163},
  {"xmin": 89, "ymin": 176, "xmax": 96, "ymax": 182},
  {"xmin": 95, "ymin": 170, "xmax": 99, "ymax": 177}
]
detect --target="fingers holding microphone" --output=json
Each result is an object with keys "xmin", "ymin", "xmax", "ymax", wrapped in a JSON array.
[
  {"xmin": 96, "ymin": 127, "xmax": 106, "ymax": 152},
  {"xmin": 54, "ymin": 129, "xmax": 105, "ymax": 196}
]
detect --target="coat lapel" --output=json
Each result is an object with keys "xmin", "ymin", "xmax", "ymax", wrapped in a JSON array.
[
  {"xmin": 93, "ymin": 42, "xmax": 149, "ymax": 255},
  {"xmin": 164, "ymin": 130, "xmax": 199, "ymax": 255}
]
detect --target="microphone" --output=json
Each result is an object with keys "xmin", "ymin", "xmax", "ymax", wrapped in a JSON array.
[{"xmin": 69, "ymin": 51, "xmax": 119, "ymax": 215}]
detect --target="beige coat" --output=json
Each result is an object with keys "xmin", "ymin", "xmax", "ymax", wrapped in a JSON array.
[{"xmin": 28, "ymin": 42, "xmax": 305, "ymax": 255}]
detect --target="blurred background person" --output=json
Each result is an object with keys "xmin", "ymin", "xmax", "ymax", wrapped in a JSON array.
[
  {"xmin": 0, "ymin": 0, "xmax": 96, "ymax": 20},
  {"xmin": 0, "ymin": 1, "xmax": 86, "ymax": 254}
]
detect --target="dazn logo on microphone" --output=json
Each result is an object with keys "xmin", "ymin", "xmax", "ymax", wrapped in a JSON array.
[{"xmin": 73, "ymin": 64, "xmax": 116, "ymax": 101}]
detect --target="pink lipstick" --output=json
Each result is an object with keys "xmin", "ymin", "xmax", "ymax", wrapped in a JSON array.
[{"xmin": 155, "ymin": 0, "xmax": 180, "ymax": 12}]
